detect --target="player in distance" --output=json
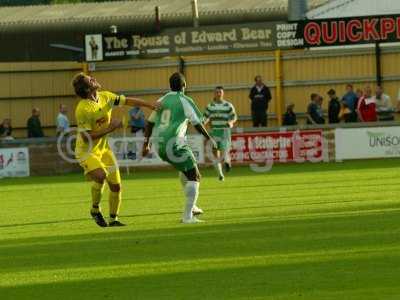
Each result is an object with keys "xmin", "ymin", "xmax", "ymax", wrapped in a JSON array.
[{"xmin": 204, "ymin": 86, "xmax": 237, "ymax": 181}]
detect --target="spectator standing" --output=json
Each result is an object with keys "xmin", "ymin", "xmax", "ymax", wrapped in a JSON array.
[
  {"xmin": 0, "ymin": 118, "xmax": 13, "ymax": 140},
  {"xmin": 327, "ymin": 89, "xmax": 341, "ymax": 124},
  {"xmin": 249, "ymin": 75, "xmax": 271, "ymax": 127},
  {"xmin": 356, "ymin": 88, "xmax": 363, "ymax": 99},
  {"xmin": 282, "ymin": 103, "xmax": 297, "ymax": 126},
  {"xmin": 56, "ymin": 104, "xmax": 70, "ymax": 135},
  {"xmin": 375, "ymin": 85, "xmax": 394, "ymax": 121},
  {"xmin": 341, "ymin": 85, "xmax": 361, "ymax": 123},
  {"xmin": 129, "ymin": 106, "xmax": 145, "ymax": 160},
  {"xmin": 339, "ymin": 102, "xmax": 355, "ymax": 123},
  {"xmin": 396, "ymin": 88, "xmax": 400, "ymax": 112},
  {"xmin": 342, "ymin": 84, "xmax": 358, "ymax": 113},
  {"xmin": 27, "ymin": 108, "xmax": 44, "ymax": 138},
  {"xmin": 307, "ymin": 94, "xmax": 325, "ymax": 125},
  {"xmin": 357, "ymin": 86, "xmax": 377, "ymax": 122}
]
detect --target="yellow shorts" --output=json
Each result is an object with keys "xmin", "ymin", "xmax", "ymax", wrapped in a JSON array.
[{"xmin": 78, "ymin": 150, "xmax": 121, "ymax": 185}]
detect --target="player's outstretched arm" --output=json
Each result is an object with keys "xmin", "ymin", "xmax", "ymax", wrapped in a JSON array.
[
  {"xmin": 81, "ymin": 119, "xmax": 122, "ymax": 142},
  {"xmin": 194, "ymin": 123, "xmax": 217, "ymax": 149},
  {"xmin": 142, "ymin": 121, "xmax": 155, "ymax": 157},
  {"xmin": 125, "ymin": 97, "xmax": 159, "ymax": 110}
]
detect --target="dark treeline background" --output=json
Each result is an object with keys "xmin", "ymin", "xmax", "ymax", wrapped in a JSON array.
[{"xmin": 0, "ymin": 0, "xmax": 124, "ymax": 6}]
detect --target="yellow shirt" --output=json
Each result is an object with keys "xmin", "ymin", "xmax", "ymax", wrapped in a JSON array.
[{"xmin": 75, "ymin": 91, "xmax": 126, "ymax": 158}]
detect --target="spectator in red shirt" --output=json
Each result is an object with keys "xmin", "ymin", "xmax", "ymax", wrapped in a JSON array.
[{"xmin": 357, "ymin": 86, "xmax": 377, "ymax": 122}]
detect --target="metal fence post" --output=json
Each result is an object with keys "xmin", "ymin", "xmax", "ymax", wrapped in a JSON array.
[{"xmin": 275, "ymin": 49, "xmax": 283, "ymax": 126}]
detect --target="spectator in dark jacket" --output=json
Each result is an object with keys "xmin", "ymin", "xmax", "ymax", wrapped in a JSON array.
[
  {"xmin": 27, "ymin": 108, "xmax": 44, "ymax": 138},
  {"xmin": 328, "ymin": 89, "xmax": 341, "ymax": 124},
  {"xmin": 282, "ymin": 103, "xmax": 297, "ymax": 126},
  {"xmin": 249, "ymin": 75, "xmax": 271, "ymax": 127},
  {"xmin": 307, "ymin": 94, "xmax": 325, "ymax": 125}
]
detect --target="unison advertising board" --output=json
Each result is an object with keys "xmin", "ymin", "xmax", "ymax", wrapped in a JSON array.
[{"xmin": 336, "ymin": 127, "xmax": 400, "ymax": 160}]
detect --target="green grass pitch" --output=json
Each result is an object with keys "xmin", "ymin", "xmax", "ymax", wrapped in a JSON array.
[{"xmin": 1, "ymin": 159, "xmax": 400, "ymax": 300}]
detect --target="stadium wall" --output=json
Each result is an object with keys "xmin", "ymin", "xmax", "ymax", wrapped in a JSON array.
[
  {"xmin": 1, "ymin": 121, "xmax": 399, "ymax": 176},
  {"xmin": 1, "ymin": 47, "xmax": 400, "ymax": 138}
]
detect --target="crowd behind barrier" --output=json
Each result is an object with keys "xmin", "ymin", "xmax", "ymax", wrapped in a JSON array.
[{"xmin": 1, "ymin": 79, "xmax": 399, "ymax": 141}]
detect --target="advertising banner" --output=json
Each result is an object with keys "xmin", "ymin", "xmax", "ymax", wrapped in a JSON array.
[
  {"xmin": 109, "ymin": 135, "xmax": 204, "ymax": 167},
  {"xmin": 295, "ymin": 14, "xmax": 400, "ymax": 48},
  {"xmin": 0, "ymin": 147, "xmax": 30, "ymax": 178},
  {"xmin": 85, "ymin": 22, "xmax": 298, "ymax": 61},
  {"xmin": 336, "ymin": 127, "xmax": 400, "ymax": 160},
  {"xmin": 230, "ymin": 130, "xmax": 324, "ymax": 163},
  {"xmin": 84, "ymin": 14, "xmax": 400, "ymax": 61}
]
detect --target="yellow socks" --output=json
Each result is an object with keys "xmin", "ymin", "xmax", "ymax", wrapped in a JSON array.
[
  {"xmin": 91, "ymin": 182, "xmax": 105, "ymax": 214},
  {"xmin": 109, "ymin": 191, "xmax": 121, "ymax": 221}
]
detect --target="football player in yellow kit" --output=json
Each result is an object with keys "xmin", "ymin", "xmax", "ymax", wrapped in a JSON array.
[{"xmin": 72, "ymin": 73, "xmax": 157, "ymax": 227}]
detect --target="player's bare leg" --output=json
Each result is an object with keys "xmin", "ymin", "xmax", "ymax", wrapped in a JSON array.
[
  {"xmin": 87, "ymin": 168, "xmax": 108, "ymax": 227},
  {"xmin": 223, "ymin": 149, "xmax": 232, "ymax": 173},
  {"xmin": 213, "ymin": 148, "xmax": 224, "ymax": 181}
]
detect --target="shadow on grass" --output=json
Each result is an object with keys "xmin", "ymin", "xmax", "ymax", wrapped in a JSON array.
[
  {"xmin": 1, "ymin": 255, "xmax": 400, "ymax": 300},
  {"xmin": 1, "ymin": 210, "xmax": 400, "ymax": 275}
]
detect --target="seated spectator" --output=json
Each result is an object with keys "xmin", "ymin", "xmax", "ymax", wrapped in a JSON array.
[
  {"xmin": 357, "ymin": 86, "xmax": 377, "ymax": 122},
  {"xmin": 27, "ymin": 108, "xmax": 44, "ymax": 138},
  {"xmin": 0, "ymin": 118, "xmax": 13, "ymax": 140},
  {"xmin": 129, "ymin": 106, "xmax": 145, "ymax": 160},
  {"xmin": 327, "ymin": 89, "xmax": 341, "ymax": 124},
  {"xmin": 56, "ymin": 104, "xmax": 70, "ymax": 135},
  {"xmin": 282, "ymin": 103, "xmax": 297, "ymax": 126},
  {"xmin": 307, "ymin": 94, "xmax": 325, "ymax": 125},
  {"xmin": 375, "ymin": 85, "xmax": 394, "ymax": 121}
]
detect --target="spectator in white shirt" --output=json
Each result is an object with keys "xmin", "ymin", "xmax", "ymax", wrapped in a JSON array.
[
  {"xmin": 375, "ymin": 85, "xmax": 393, "ymax": 121},
  {"xmin": 56, "ymin": 104, "xmax": 70, "ymax": 135}
]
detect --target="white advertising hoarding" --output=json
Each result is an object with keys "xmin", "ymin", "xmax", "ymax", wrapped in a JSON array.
[
  {"xmin": 0, "ymin": 147, "xmax": 30, "ymax": 178},
  {"xmin": 336, "ymin": 127, "xmax": 400, "ymax": 160},
  {"xmin": 109, "ymin": 135, "xmax": 205, "ymax": 167}
]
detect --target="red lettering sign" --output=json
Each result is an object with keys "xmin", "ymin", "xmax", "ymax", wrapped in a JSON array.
[
  {"xmin": 304, "ymin": 22, "xmax": 321, "ymax": 45},
  {"xmin": 230, "ymin": 130, "xmax": 324, "ymax": 164}
]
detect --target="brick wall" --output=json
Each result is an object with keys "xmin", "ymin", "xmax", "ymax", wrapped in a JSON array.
[{"xmin": 0, "ymin": 138, "xmax": 80, "ymax": 176}]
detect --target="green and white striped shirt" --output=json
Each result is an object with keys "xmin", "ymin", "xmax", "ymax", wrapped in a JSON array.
[{"xmin": 204, "ymin": 100, "xmax": 237, "ymax": 132}]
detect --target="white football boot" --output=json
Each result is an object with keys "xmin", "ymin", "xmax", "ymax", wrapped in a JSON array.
[{"xmin": 192, "ymin": 205, "xmax": 204, "ymax": 216}]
